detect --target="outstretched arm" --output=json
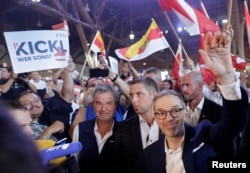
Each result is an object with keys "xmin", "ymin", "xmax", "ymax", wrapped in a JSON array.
[
  {"xmin": 199, "ymin": 25, "xmax": 235, "ymax": 86},
  {"xmin": 61, "ymin": 57, "xmax": 75, "ymax": 103}
]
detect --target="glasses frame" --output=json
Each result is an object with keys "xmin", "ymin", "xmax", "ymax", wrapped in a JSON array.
[{"xmin": 154, "ymin": 108, "xmax": 183, "ymax": 120}]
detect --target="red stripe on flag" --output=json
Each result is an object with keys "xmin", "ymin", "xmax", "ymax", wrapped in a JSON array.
[
  {"xmin": 148, "ymin": 27, "xmax": 163, "ymax": 40},
  {"xmin": 94, "ymin": 38, "xmax": 104, "ymax": 49}
]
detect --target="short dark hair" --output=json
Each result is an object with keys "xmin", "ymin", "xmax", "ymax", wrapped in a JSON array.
[{"xmin": 128, "ymin": 77, "xmax": 159, "ymax": 93}]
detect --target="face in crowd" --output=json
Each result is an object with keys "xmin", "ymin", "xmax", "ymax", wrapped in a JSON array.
[
  {"xmin": 18, "ymin": 92, "xmax": 44, "ymax": 120},
  {"xmin": 154, "ymin": 90, "xmax": 185, "ymax": 138}
]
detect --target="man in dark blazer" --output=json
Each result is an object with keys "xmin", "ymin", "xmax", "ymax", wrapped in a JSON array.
[
  {"xmin": 112, "ymin": 77, "xmax": 159, "ymax": 173},
  {"xmin": 143, "ymin": 26, "xmax": 248, "ymax": 173},
  {"xmin": 181, "ymin": 71, "xmax": 222, "ymax": 126},
  {"xmin": 181, "ymin": 67, "xmax": 238, "ymax": 158}
]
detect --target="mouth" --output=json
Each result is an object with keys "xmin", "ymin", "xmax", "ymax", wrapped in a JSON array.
[{"xmin": 164, "ymin": 122, "xmax": 177, "ymax": 129}]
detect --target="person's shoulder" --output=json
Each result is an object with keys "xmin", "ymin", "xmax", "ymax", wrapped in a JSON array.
[
  {"xmin": 204, "ymin": 97, "xmax": 222, "ymax": 108},
  {"xmin": 116, "ymin": 116, "xmax": 139, "ymax": 129},
  {"xmin": 78, "ymin": 119, "xmax": 95, "ymax": 130}
]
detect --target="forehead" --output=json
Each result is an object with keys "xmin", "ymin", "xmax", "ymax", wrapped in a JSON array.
[
  {"xmin": 129, "ymin": 83, "xmax": 152, "ymax": 95},
  {"xmin": 93, "ymin": 91, "xmax": 115, "ymax": 100},
  {"xmin": 162, "ymin": 81, "xmax": 170, "ymax": 85},
  {"xmin": 155, "ymin": 95, "xmax": 182, "ymax": 109},
  {"xmin": 87, "ymin": 79, "xmax": 104, "ymax": 86},
  {"xmin": 19, "ymin": 93, "xmax": 40, "ymax": 101},
  {"xmin": 30, "ymin": 72, "xmax": 39, "ymax": 75}
]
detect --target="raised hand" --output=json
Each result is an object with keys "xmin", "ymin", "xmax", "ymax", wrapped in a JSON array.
[{"xmin": 199, "ymin": 25, "xmax": 235, "ymax": 85}]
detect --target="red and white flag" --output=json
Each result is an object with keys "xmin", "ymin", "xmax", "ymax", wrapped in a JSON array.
[
  {"xmin": 158, "ymin": 0, "xmax": 220, "ymax": 35},
  {"xmin": 52, "ymin": 20, "xmax": 70, "ymax": 36},
  {"xmin": 172, "ymin": 43, "xmax": 183, "ymax": 79},
  {"xmin": 115, "ymin": 18, "xmax": 169, "ymax": 61},
  {"xmin": 199, "ymin": 34, "xmax": 216, "ymax": 84},
  {"xmin": 244, "ymin": 0, "xmax": 250, "ymax": 48},
  {"xmin": 198, "ymin": 1, "xmax": 217, "ymax": 84},
  {"xmin": 231, "ymin": 54, "xmax": 247, "ymax": 70},
  {"xmin": 89, "ymin": 30, "xmax": 106, "ymax": 57}
]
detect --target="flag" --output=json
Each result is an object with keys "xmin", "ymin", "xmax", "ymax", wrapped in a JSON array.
[
  {"xmin": 244, "ymin": 0, "xmax": 250, "ymax": 48},
  {"xmin": 52, "ymin": 20, "xmax": 70, "ymax": 36},
  {"xmin": 89, "ymin": 30, "xmax": 106, "ymax": 57},
  {"xmin": 115, "ymin": 18, "xmax": 169, "ymax": 61},
  {"xmin": 172, "ymin": 43, "xmax": 183, "ymax": 79},
  {"xmin": 199, "ymin": 34, "xmax": 216, "ymax": 84},
  {"xmin": 158, "ymin": 0, "xmax": 220, "ymax": 35},
  {"xmin": 231, "ymin": 54, "xmax": 247, "ymax": 70}
]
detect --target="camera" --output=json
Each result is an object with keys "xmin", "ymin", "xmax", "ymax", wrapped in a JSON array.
[{"xmin": 89, "ymin": 68, "xmax": 109, "ymax": 78}]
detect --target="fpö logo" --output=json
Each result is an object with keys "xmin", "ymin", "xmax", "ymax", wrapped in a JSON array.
[{"xmin": 13, "ymin": 40, "xmax": 68, "ymax": 61}]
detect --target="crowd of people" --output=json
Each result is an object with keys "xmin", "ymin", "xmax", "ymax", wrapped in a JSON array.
[{"xmin": 0, "ymin": 25, "xmax": 249, "ymax": 173}]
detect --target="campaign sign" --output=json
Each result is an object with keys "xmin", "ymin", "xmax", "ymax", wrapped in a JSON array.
[{"xmin": 4, "ymin": 30, "xmax": 69, "ymax": 74}]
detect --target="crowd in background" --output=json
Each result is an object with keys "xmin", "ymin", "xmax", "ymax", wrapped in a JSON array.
[{"xmin": 0, "ymin": 26, "xmax": 249, "ymax": 173}]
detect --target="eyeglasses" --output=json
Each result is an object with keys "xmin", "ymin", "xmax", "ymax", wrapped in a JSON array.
[{"xmin": 154, "ymin": 108, "xmax": 183, "ymax": 120}]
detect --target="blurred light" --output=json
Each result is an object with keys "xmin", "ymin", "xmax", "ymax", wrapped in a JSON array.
[
  {"xmin": 32, "ymin": 0, "xmax": 41, "ymax": 2},
  {"xmin": 85, "ymin": 3, "xmax": 90, "ymax": 12},
  {"xmin": 143, "ymin": 62, "xmax": 147, "ymax": 66},
  {"xmin": 161, "ymin": 71, "xmax": 169, "ymax": 80},
  {"xmin": 222, "ymin": 19, "xmax": 228, "ymax": 24},
  {"xmin": 165, "ymin": 29, "xmax": 168, "ymax": 34},
  {"xmin": 177, "ymin": 27, "xmax": 182, "ymax": 32},
  {"xmin": 129, "ymin": 30, "xmax": 135, "ymax": 40}
]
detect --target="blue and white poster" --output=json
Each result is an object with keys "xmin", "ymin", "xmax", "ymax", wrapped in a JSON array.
[{"xmin": 4, "ymin": 30, "xmax": 69, "ymax": 73}]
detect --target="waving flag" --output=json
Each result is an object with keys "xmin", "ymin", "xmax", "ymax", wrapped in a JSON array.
[
  {"xmin": 172, "ymin": 43, "xmax": 183, "ymax": 79},
  {"xmin": 158, "ymin": 0, "xmax": 220, "ymax": 36},
  {"xmin": 52, "ymin": 20, "xmax": 70, "ymax": 36},
  {"xmin": 115, "ymin": 19, "xmax": 169, "ymax": 61},
  {"xmin": 89, "ymin": 30, "xmax": 106, "ymax": 57},
  {"xmin": 244, "ymin": 0, "xmax": 250, "ymax": 48},
  {"xmin": 231, "ymin": 54, "xmax": 247, "ymax": 70},
  {"xmin": 199, "ymin": 34, "xmax": 216, "ymax": 84}
]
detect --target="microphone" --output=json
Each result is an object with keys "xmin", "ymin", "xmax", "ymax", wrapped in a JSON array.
[{"xmin": 40, "ymin": 142, "xmax": 83, "ymax": 165}]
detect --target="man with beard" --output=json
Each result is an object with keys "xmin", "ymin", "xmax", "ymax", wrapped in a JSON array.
[{"xmin": 180, "ymin": 71, "xmax": 222, "ymax": 127}]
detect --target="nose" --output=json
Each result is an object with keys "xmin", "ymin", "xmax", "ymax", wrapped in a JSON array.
[
  {"xmin": 130, "ymin": 95, "xmax": 138, "ymax": 103},
  {"xmin": 100, "ymin": 104, "xmax": 106, "ymax": 111},
  {"xmin": 164, "ymin": 112, "xmax": 174, "ymax": 121}
]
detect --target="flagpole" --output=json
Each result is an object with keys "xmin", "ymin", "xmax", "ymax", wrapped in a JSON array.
[
  {"xmin": 163, "ymin": 12, "xmax": 189, "ymax": 59},
  {"xmin": 168, "ymin": 45, "xmax": 176, "ymax": 58},
  {"xmin": 79, "ymin": 57, "xmax": 88, "ymax": 80},
  {"xmin": 227, "ymin": 0, "xmax": 233, "ymax": 25}
]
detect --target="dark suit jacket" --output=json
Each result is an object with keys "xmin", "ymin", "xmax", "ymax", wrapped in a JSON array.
[
  {"xmin": 78, "ymin": 119, "xmax": 118, "ymax": 173},
  {"xmin": 144, "ymin": 88, "xmax": 248, "ymax": 173},
  {"xmin": 200, "ymin": 97, "xmax": 237, "ymax": 158},
  {"xmin": 112, "ymin": 115, "xmax": 145, "ymax": 173},
  {"xmin": 199, "ymin": 97, "xmax": 222, "ymax": 123}
]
